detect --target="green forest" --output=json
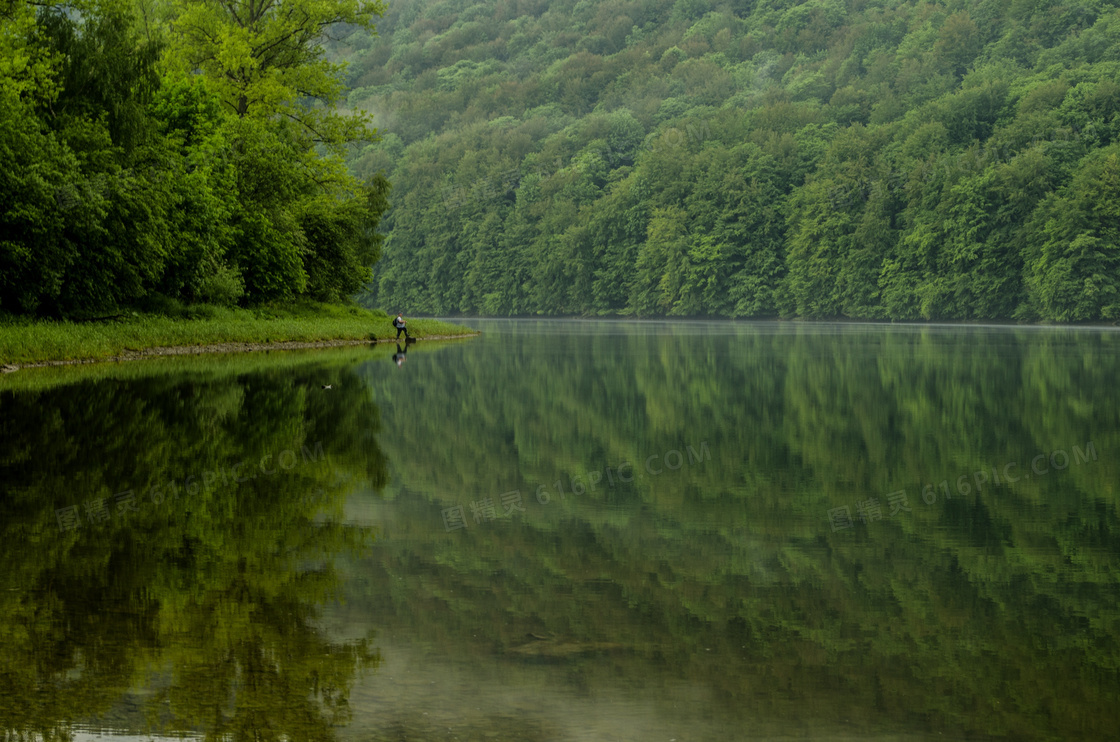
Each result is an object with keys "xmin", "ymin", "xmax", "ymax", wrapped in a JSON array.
[
  {"xmin": 4, "ymin": 0, "xmax": 1120, "ymax": 322},
  {"xmin": 347, "ymin": 0, "xmax": 1120, "ymax": 321},
  {"xmin": 0, "ymin": 0, "xmax": 389, "ymax": 318}
]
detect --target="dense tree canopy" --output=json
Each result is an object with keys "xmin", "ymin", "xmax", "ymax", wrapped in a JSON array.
[
  {"xmin": 5, "ymin": 0, "xmax": 1119, "ymax": 321},
  {"xmin": 0, "ymin": 0, "xmax": 389, "ymax": 318},
  {"xmin": 343, "ymin": 0, "xmax": 1120, "ymax": 322}
]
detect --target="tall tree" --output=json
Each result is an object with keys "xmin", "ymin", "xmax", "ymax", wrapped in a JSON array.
[
  {"xmin": 165, "ymin": 0, "xmax": 389, "ymax": 302},
  {"xmin": 167, "ymin": 0, "xmax": 383, "ymax": 140}
]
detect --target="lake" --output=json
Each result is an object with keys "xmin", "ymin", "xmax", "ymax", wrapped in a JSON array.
[{"xmin": 1, "ymin": 319, "xmax": 1118, "ymax": 741}]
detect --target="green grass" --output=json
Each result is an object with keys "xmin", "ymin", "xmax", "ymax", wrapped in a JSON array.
[
  {"xmin": 0, "ymin": 302, "xmax": 475, "ymax": 365},
  {"xmin": 0, "ymin": 340, "xmax": 468, "ymax": 393}
]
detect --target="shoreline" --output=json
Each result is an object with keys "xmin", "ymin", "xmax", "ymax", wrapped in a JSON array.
[{"xmin": 0, "ymin": 333, "xmax": 479, "ymax": 373}]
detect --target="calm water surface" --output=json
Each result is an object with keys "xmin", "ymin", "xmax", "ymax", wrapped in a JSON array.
[{"xmin": 2, "ymin": 320, "xmax": 1119, "ymax": 741}]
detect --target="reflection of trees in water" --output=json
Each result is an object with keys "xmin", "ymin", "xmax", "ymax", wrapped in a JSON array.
[
  {"xmin": 0, "ymin": 359, "xmax": 387, "ymax": 739},
  {"xmin": 366, "ymin": 326, "xmax": 1120, "ymax": 516},
  {"xmin": 352, "ymin": 326, "xmax": 1120, "ymax": 739}
]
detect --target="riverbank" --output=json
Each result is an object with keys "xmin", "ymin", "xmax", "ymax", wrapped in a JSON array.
[{"xmin": 0, "ymin": 303, "xmax": 476, "ymax": 370}]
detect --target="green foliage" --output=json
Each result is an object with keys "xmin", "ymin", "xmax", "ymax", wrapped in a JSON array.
[
  {"xmin": 7, "ymin": 0, "xmax": 1120, "ymax": 321},
  {"xmin": 0, "ymin": 0, "xmax": 390, "ymax": 319},
  {"xmin": 195, "ymin": 262, "xmax": 245, "ymax": 306},
  {"xmin": 301, "ymin": 175, "xmax": 391, "ymax": 302},
  {"xmin": 166, "ymin": 0, "xmax": 384, "ymax": 128},
  {"xmin": 349, "ymin": 0, "xmax": 1120, "ymax": 321},
  {"xmin": 1026, "ymin": 146, "xmax": 1120, "ymax": 321}
]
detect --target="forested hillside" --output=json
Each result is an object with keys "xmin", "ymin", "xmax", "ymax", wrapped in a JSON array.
[
  {"xmin": 0, "ymin": 0, "xmax": 388, "ymax": 318},
  {"xmin": 344, "ymin": 0, "xmax": 1120, "ymax": 321}
]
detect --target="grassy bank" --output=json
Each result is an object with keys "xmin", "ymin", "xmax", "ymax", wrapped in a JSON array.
[
  {"xmin": 0, "ymin": 340, "xmax": 471, "ymax": 393},
  {"xmin": 0, "ymin": 303, "xmax": 475, "ymax": 365}
]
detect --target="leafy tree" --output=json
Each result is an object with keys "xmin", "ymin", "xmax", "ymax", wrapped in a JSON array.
[
  {"xmin": 0, "ymin": 0, "xmax": 389, "ymax": 317},
  {"xmin": 1026, "ymin": 147, "xmax": 1120, "ymax": 321},
  {"xmin": 166, "ymin": 0, "xmax": 383, "ymax": 130}
]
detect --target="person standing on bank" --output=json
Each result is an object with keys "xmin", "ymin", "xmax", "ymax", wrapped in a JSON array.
[{"xmin": 393, "ymin": 313, "xmax": 410, "ymax": 341}]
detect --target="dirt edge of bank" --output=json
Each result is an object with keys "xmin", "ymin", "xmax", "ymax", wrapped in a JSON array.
[{"xmin": 1, "ymin": 333, "xmax": 480, "ymax": 373}]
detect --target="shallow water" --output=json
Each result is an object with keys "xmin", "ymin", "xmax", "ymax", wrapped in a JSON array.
[{"xmin": 2, "ymin": 320, "xmax": 1118, "ymax": 740}]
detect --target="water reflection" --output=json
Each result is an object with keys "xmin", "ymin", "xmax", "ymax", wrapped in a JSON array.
[
  {"xmin": 3, "ymin": 324, "xmax": 1120, "ymax": 740},
  {"xmin": 0, "ymin": 350, "xmax": 389, "ymax": 740},
  {"xmin": 391, "ymin": 343, "xmax": 408, "ymax": 368},
  {"xmin": 344, "ymin": 321, "xmax": 1120, "ymax": 740}
]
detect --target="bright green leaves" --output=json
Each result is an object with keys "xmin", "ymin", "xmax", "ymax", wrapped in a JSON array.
[
  {"xmin": 167, "ymin": 0, "xmax": 384, "ymax": 140},
  {"xmin": 0, "ymin": 0, "xmax": 61, "ymax": 105},
  {"xmin": 0, "ymin": 3, "xmax": 171, "ymax": 316},
  {"xmin": 632, "ymin": 206, "xmax": 687, "ymax": 316},
  {"xmin": 0, "ymin": 0, "xmax": 390, "ymax": 318},
  {"xmin": 153, "ymin": 74, "xmax": 226, "ymax": 146},
  {"xmin": 160, "ymin": 0, "xmax": 390, "ymax": 307}
]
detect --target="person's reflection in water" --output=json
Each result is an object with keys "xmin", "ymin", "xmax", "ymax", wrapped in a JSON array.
[{"xmin": 392, "ymin": 343, "xmax": 408, "ymax": 368}]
